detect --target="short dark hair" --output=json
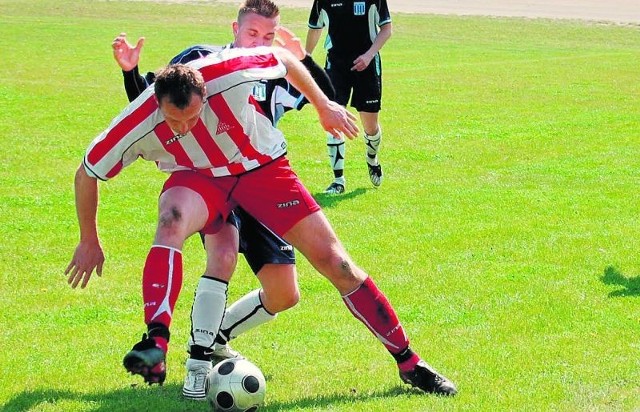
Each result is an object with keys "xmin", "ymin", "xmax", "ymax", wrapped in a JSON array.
[
  {"xmin": 154, "ymin": 64, "xmax": 206, "ymax": 109},
  {"xmin": 238, "ymin": 0, "xmax": 279, "ymax": 23}
]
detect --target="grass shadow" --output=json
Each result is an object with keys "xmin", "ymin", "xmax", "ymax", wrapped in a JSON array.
[
  {"xmin": 601, "ymin": 265, "xmax": 640, "ymax": 297},
  {"xmin": 262, "ymin": 386, "xmax": 430, "ymax": 411},
  {"xmin": 313, "ymin": 187, "xmax": 369, "ymax": 209},
  {"xmin": 2, "ymin": 384, "xmax": 433, "ymax": 411},
  {"xmin": 1, "ymin": 385, "xmax": 202, "ymax": 412}
]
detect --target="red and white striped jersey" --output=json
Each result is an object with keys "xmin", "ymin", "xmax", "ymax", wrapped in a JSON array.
[{"xmin": 83, "ymin": 46, "xmax": 289, "ymax": 181}]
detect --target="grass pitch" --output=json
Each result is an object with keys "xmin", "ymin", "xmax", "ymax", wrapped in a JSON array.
[{"xmin": 1, "ymin": 1, "xmax": 639, "ymax": 411}]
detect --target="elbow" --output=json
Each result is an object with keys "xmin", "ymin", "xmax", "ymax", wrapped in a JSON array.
[
  {"xmin": 75, "ymin": 163, "xmax": 97, "ymax": 187},
  {"xmin": 75, "ymin": 163, "xmax": 87, "ymax": 181}
]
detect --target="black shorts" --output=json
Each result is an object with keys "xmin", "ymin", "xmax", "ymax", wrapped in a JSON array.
[
  {"xmin": 326, "ymin": 53, "xmax": 382, "ymax": 112},
  {"xmin": 200, "ymin": 207, "xmax": 295, "ymax": 275}
]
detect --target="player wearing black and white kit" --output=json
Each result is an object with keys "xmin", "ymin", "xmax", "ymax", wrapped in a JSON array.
[{"xmin": 306, "ymin": 0, "xmax": 392, "ymax": 194}]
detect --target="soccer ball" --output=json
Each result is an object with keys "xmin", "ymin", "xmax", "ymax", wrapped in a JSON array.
[{"xmin": 206, "ymin": 358, "xmax": 267, "ymax": 412}]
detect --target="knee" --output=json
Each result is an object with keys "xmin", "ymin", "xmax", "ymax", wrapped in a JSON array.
[
  {"xmin": 156, "ymin": 206, "xmax": 187, "ymax": 239},
  {"xmin": 263, "ymin": 288, "xmax": 299, "ymax": 314},
  {"xmin": 318, "ymin": 251, "xmax": 356, "ymax": 279},
  {"xmin": 317, "ymin": 252, "xmax": 365, "ymax": 293},
  {"xmin": 205, "ymin": 246, "xmax": 238, "ymax": 279}
]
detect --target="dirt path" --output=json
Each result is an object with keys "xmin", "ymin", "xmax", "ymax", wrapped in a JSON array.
[{"xmin": 193, "ymin": 0, "xmax": 639, "ymax": 24}]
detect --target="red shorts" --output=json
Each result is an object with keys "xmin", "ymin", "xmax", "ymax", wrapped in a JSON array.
[{"xmin": 162, "ymin": 157, "xmax": 320, "ymax": 236}]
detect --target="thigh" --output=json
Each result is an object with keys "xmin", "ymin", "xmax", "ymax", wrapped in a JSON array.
[
  {"xmin": 282, "ymin": 210, "xmax": 365, "ymax": 294},
  {"xmin": 232, "ymin": 157, "xmax": 320, "ymax": 237},
  {"xmin": 235, "ymin": 207, "xmax": 295, "ymax": 275},
  {"xmin": 162, "ymin": 171, "xmax": 236, "ymax": 235}
]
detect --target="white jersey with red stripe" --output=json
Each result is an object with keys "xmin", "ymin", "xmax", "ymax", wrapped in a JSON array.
[{"xmin": 83, "ymin": 47, "xmax": 289, "ymax": 181}]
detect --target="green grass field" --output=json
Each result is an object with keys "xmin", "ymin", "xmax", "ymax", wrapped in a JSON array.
[{"xmin": 1, "ymin": 1, "xmax": 639, "ymax": 410}]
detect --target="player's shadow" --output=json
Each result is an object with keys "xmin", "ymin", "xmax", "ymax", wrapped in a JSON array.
[
  {"xmin": 1, "ymin": 385, "xmax": 206, "ymax": 412},
  {"xmin": 314, "ymin": 187, "xmax": 368, "ymax": 209},
  {"xmin": 2, "ymin": 384, "xmax": 429, "ymax": 411},
  {"xmin": 601, "ymin": 265, "xmax": 640, "ymax": 297},
  {"xmin": 261, "ymin": 386, "xmax": 435, "ymax": 411}
]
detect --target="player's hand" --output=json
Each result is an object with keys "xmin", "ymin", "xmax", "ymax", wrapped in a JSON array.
[
  {"xmin": 112, "ymin": 32, "xmax": 145, "ymax": 72},
  {"xmin": 317, "ymin": 101, "xmax": 359, "ymax": 139},
  {"xmin": 65, "ymin": 240, "xmax": 105, "ymax": 289},
  {"xmin": 274, "ymin": 26, "xmax": 306, "ymax": 60},
  {"xmin": 351, "ymin": 52, "xmax": 373, "ymax": 72}
]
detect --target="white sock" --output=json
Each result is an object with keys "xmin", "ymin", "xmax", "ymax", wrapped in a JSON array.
[
  {"xmin": 327, "ymin": 133, "xmax": 346, "ymax": 172},
  {"xmin": 189, "ymin": 277, "xmax": 228, "ymax": 349},
  {"xmin": 217, "ymin": 289, "xmax": 276, "ymax": 343},
  {"xmin": 365, "ymin": 126, "xmax": 382, "ymax": 166}
]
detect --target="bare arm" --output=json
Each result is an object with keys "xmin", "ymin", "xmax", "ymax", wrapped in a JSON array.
[
  {"xmin": 273, "ymin": 48, "xmax": 359, "ymax": 139},
  {"xmin": 352, "ymin": 23, "xmax": 392, "ymax": 72},
  {"xmin": 65, "ymin": 164, "xmax": 105, "ymax": 289},
  {"xmin": 305, "ymin": 28, "xmax": 323, "ymax": 55}
]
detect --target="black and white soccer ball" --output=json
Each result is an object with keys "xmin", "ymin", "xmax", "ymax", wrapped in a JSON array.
[{"xmin": 206, "ymin": 358, "xmax": 266, "ymax": 412}]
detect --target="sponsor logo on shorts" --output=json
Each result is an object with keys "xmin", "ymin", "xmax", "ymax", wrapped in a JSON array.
[
  {"xmin": 366, "ymin": 99, "xmax": 379, "ymax": 104},
  {"xmin": 280, "ymin": 245, "xmax": 293, "ymax": 251},
  {"xmin": 277, "ymin": 199, "xmax": 300, "ymax": 209},
  {"xmin": 331, "ymin": 2, "xmax": 343, "ymax": 7},
  {"xmin": 354, "ymin": 1, "xmax": 365, "ymax": 15}
]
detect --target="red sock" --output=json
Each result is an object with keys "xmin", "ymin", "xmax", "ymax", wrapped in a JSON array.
[
  {"xmin": 153, "ymin": 336, "xmax": 169, "ymax": 353},
  {"xmin": 142, "ymin": 246, "xmax": 183, "ymax": 330},
  {"xmin": 342, "ymin": 277, "xmax": 410, "ymax": 355},
  {"xmin": 397, "ymin": 351, "xmax": 421, "ymax": 372}
]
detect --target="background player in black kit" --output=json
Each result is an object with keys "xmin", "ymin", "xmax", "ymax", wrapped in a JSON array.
[{"xmin": 306, "ymin": 0, "xmax": 392, "ymax": 194}]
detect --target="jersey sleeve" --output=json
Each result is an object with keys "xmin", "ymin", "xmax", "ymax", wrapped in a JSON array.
[
  {"xmin": 378, "ymin": 0, "xmax": 392, "ymax": 26},
  {"xmin": 83, "ymin": 90, "xmax": 159, "ymax": 181},
  {"xmin": 122, "ymin": 66, "xmax": 149, "ymax": 103},
  {"xmin": 192, "ymin": 47, "xmax": 288, "ymax": 96},
  {"xmin": 169, "ymin": 44, "xmax": 222, "ymax": 64},
  {"xmin": 308, "ymin": 0, "xmax": 326, "ymax": 29}
]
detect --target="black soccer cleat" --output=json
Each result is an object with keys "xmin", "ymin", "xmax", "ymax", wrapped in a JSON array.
[
  {"xmin": 324, "ymin": 177, "xmax": 346, "ymax": 195},
  {"xmin": 123, "ymin": 333, "xmax": 167, "ymax": 385},
  {"xmin": 399, "ymin": 360, "xmax": 458, "ymax": 396},
  {"xmin": 367, "ymin": 163, "xmax": 383, "ymax": 187}
]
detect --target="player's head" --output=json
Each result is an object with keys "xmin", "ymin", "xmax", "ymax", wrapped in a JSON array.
[
  {"xmin": 233, "ymin": 0, "xmax": 280, "ymax": 48},
  {"xmin": 154, "ymin": 64, "xmax": 206, "ymax": 135}
]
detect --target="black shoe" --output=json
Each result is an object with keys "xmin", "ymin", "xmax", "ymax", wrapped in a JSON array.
[
  {"xmin": 123, "ymin": 333, "xmax": 167, "ymax": 385},
  {"xmin": 324, "ymin": 178, "xmax": 345, "ymax": 194},
  {"xmin": 367, "ymin": 163, "xmax": 383, "ymax": 187},
  {"xmin": 399, "ymin": 360, "xmax": 457, "ymax": 395}
]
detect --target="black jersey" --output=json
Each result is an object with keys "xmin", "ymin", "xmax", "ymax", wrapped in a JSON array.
[{"xmin": 308, "ymin": 0, "xmax": 391, "ymax": 59}]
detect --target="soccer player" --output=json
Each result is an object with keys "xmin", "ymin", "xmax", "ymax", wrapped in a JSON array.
[
  {"xmin": 306, "ymin": 0, "xmax": 392, "ymax": 194},
  {"xmin": 66, "ymin": 46, "xmax": 457, "ymax": 396},
  {"xmin": 111, "ymin": 0, "xmax": 335, "ymax": 401}
]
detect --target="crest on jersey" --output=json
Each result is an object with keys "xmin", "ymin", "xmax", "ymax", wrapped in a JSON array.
[
  {"xmin": 353, "ymin": 1, "xmax": 365, "ymax": 15},
  {"xmin": 252, "ymin": 81, "xmax": 267, "ymax": 101}
]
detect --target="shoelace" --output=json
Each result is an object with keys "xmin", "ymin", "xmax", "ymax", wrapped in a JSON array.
[{"xmin": 193, "ymin": 369, "xmax": 209, "ymax": 390}]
